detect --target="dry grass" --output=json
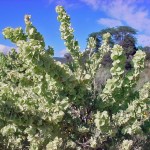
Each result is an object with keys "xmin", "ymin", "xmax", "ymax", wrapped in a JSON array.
[
  {"xmin": 96, "ymin": 60, "xmax": 150, "ymax": 91},
  {"xmin": 136, "ymin": 60, "xmax": 150, "ymax": 89}
]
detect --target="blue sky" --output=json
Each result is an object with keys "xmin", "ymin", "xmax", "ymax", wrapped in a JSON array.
[{"xmin": 0, "ymin": 0, "xmax": 150, "ymax": 56}]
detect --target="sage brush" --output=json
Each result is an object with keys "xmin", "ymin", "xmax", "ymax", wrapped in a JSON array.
[{"xmin": 0, "ymin": 6, "xmax": 149, "ymax": 150}]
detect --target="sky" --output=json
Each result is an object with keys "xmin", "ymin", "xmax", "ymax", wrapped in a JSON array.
[{"xmin": 0, "ymin": 0, "xmax": 150, "ymax": 57}]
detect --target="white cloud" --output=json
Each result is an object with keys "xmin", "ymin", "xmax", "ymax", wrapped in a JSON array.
[
  {"xmin": 0, "ymin": 44, "xmax": 12, "ymax": 54},
  {"xmin": 48, "ymin": 0, "xmax": 55, "ymax": 5},
  {"xmin": 47, "ymin": 0, "xmax": 150, "ymax": 47},
  {"xmin": 97, "ymin": 18, "xmax": 123, "ymax": 27},
  {"xmin": 48, "ymin": 0, "xmax": 150, "ymax": 37},
  {"xmin": 80, "ymin": 0, "xmax": 101, "ymax": 10},
  {"xmin": 81, "ymin": 0, "xmax": 150, "ymax": 46},
  {"xmin": 59, "ymin": 49, "xmax": 67, "ymax": 57},
  {"xmin": 56, "ymin": 0, "xmax": 73, "ymax": 8},
  {"xmin": 137, "ymin": 34, "xmax": 150, "ymax": 46},
  {"xmin": 48, "ymin": 0, "xmax": 78, "ymax": 9},
  {"xmin": 104, "ymin": 0, "xmax": 150, "ymax": 33}
]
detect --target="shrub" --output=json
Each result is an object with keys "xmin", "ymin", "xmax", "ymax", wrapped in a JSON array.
[{"xmin": 0, "ymin": 6, "xmax": 150, "ymax": 150}]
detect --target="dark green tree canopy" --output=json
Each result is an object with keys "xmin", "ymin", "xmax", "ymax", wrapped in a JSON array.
[
  {"xmin": 87, "ymin": 26, "xmax": 138, "ymax": 69},
  {"xmin": 88, "ymin": 26, "xmax": 137, "ymax": 55}
]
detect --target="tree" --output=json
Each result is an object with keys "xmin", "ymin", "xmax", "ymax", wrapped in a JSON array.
[
  {"xmin": 0, "ymin": 6, "xmax": 150, "ymax": 150},
  {"xmin": 88, "ymin": 26, "xmax": 137, "ymax": 69},
  {"xmin": 88, "ymin": 26, "xmax": 137, "ymax": 52}
]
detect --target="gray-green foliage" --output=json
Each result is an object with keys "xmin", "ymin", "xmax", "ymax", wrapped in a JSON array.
[{"xmin": 0, "ymin": 6, "xmax": 150, "ymax": 150}]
